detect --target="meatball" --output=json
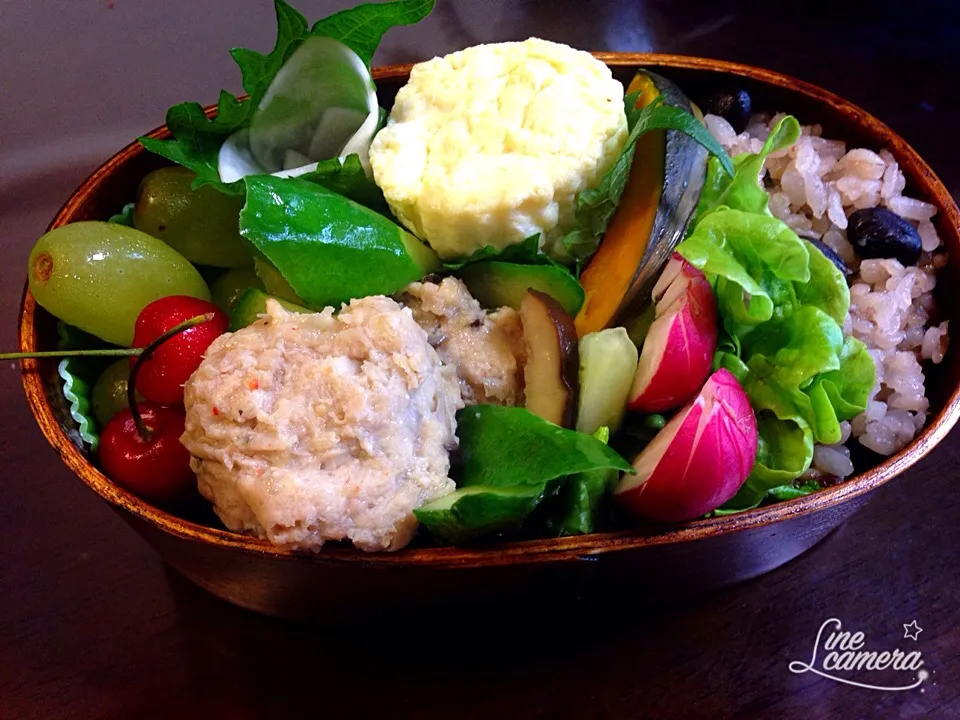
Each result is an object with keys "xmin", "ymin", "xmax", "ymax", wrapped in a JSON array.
[
  {"xmin": 401, "ymin": 277, "xmax": 526, "ymax": 406},
  {"xmin": 180, "ymin": 297, "xmax": 463, "ymax": 552}
]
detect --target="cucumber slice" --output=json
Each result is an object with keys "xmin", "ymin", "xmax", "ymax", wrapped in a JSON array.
[
  {"xmin": 457, "ymin": 261, "xmax": 584, "ymax": 315},
  {"xmin": 229, "ymin": 288, "xmax": 311, "ymax": 331},
  {"xmin": 575, "ymin": 327, "xmax": 639, "ymax": 435}
]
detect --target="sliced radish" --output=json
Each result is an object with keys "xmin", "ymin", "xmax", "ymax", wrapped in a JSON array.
[
  {"xmin": 218, "ymin": 129, "xmax": 263, "ymax": 184},
  {"xmin": 218, "ymin": 36, "xmax": 379, "ymax": 183},
  {"xmin": 628, "ymin": 253, "xmax": 718, "ymax": 413},
  {"xmin": 615, "ymin": 368, "xmax": 758, "ymax": 522}
]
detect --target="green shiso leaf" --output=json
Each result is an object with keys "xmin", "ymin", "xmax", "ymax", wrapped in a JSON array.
[{"xmin": 310, "ymin": 0, "xmax": 435, "ymax": 66}]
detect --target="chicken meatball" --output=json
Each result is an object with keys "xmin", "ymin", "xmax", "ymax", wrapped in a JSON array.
[
  {"xmin": 180, "ymin": 297, "xmax": 462, "ymax": 552},
  {"xmin": 401, "ymin": 277, "xmax": 526, "ymax": 406}
]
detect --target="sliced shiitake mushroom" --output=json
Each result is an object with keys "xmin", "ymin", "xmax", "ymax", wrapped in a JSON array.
[{"xmin": 520, "ymin": 289, "xmax": 580, "ymax": 428}]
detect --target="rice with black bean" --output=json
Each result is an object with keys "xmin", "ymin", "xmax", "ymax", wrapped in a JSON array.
[{"xmin": 705, "ymin": 113, "xmax": 950, "ymax": 476}]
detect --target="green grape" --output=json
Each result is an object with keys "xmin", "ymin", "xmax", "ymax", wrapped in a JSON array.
[
  {"xmin": 252, "ymin": 252, "xmax": 306, "ymax": 305},
  {"xmin": 210, "ymin": 267, "xmax": 265, "ymax": 314},
  {"xmin": 91, "ymin": 358, "xmax": 144, "ymax": 426},
  {"xmin": 28, "ymin": 221, "xmax": 211, "ymax": 346},
  {"xmin": 133, "ymin": 167, "xmax": 254, "ymax": 268}
]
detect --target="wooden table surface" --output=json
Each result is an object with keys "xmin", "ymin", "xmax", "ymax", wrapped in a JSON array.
[{"xmin": 2, "ymin": 1, "xmax": 959, "ymax": 718}]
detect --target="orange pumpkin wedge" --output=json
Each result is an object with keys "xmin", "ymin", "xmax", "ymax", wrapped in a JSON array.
[{"xmin": 574, "ymin": 71, "xmax": 708, "ymax": 338}]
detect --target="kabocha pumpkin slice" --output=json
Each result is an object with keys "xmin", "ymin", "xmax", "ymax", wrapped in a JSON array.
[{"xmin": 575, "ymin": 71, "xmax": 708, "ymax": 337}]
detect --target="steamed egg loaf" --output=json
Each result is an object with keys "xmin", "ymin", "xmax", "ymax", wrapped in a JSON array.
[
  {"xmin": 180, "ymin": 298, "xmax": 463, "ymax": 552},
  {"xmin": 369, "ymin": 38, "xmax": 628, "ymax": 260}
]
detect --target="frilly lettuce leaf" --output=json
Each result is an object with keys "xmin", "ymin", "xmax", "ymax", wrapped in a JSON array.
[
  {"xmin": 766, "ymin": 479, "xmax": 822, "ymax": 501},
  {"xmin": 797, "ymin": 239, "xmax": 850, "ymax": 326},
  {"xmin": 139, "ymin": 0, "xmax": 435, "ymax": 193},
  {"xmin": 678, "ymin": 208, "xmax": 810, "ymax": 329},
  {"xmin": 819, "ymin": 337, "xmax": 876, "ymax": 421},
  {"xmin": 697, "ymin": 115, "xmax": 801, "ymax": 219},
  {"xmin": 678, "ymin": 116, "xmax": 875, "ymax": 507}
]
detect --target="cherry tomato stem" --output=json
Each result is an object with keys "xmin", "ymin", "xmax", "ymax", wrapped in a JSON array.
[
  {"xmin": 126, "ymin": 312, "xmax": 214, "ymax": 440},
  {"xmin": 0, "ymin": 348, "xmax": 141, "ymax": 360}
]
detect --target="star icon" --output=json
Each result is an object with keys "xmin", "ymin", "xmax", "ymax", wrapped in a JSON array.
[{"xmin": 904, "ymin": 620, "xmax": 923, "ymax": 641}]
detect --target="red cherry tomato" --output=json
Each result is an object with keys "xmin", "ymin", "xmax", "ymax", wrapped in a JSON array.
[
  {"xmin": 131, "ymin": 296, "xmax": 227, "ymax": 405},
  {"xmin": 98, "ymin": 403, "xmax": 195, "ymax": 506}
]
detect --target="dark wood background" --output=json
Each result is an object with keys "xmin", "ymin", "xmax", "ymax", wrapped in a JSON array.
[{"xmin": 2, "ymin": 1, "xmax": 959, "ymax": 718}]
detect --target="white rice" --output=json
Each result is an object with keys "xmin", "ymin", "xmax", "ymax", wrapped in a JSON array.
[{"xmin": 705, "ymin": 113, "xmax": 950, "ymax": 476}]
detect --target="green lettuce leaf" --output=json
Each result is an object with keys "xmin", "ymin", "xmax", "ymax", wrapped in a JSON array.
[
  {"xmin": 678, "ymin": 116, "xmax": 874, "ymax": 497},
  {"xmin": 818, "ymin": 337, "xmax": 876, "ymax": 421},
  {"xmin": 766, "ymin": 479, "xmax": 822, "ymax": 501},
  {"xmin": 740, "ymin": 307, "xmax": 844, "ymax": 386},
  {"xmin": 797, "ymin": 239, "xmax": 850, "ymax": 326},
  {"xmin": 561, "ymin": 93, "xmax": 734, "ymax": 265},
  {"xmin": 415, "ymin": 407, "xmax": 631, "ymax": 543},
  {"xmin": 747, "ymin": 412, "xmax": 814, "ymax": 489},
  {"xmin": 696, "ymin": 115, "xmax": 801, "ymax": 218},
  {"xmin": 677, "ymin": 207, "xmax": 810, "ymax": 328},
  {"xmin": 715, "ymin": 474, "xmax": 820, "ymax": 515},
  {"xmin": 139, "ymin": 0, "xmax": 435, "ymax": 192},
  {"xmin": 239, "ymin": 174, "xmax": 439, "ymax": 308}
]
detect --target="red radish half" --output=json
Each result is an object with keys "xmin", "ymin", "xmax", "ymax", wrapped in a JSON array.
[
  {"xmin": 615, "ymin": 368, "xmax": 758, "ymax": 522},
  {"xmin": 628, "ymin": 253, "xmax": 718, "ymax": 413}
]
